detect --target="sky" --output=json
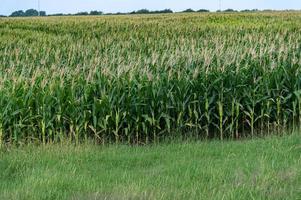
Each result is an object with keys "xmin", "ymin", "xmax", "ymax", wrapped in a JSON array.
[{"xmin": 1, "ymin": 0, "xmax": 301, "ymax": 15}]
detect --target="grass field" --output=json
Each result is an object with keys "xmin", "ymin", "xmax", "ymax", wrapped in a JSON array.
[
  {"xmin": 2, "ymin": 12, "xmax": 301, "ymax": 144},
  {"xmin": 0, "ymin": 134, "xmax": 300, "ymax": 200}
]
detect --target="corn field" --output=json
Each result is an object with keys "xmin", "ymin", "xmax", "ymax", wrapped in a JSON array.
[{"xmin": 1, "ymin": 12, "xmax": 301, "ymax": 144}]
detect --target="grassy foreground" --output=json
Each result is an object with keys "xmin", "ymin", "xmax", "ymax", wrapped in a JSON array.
[{"xmin": 0, "ymin": 134, "xmax": 300, "ymax": 200}]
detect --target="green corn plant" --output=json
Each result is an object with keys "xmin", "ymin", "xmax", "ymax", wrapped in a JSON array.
[
  {"xmin": 75, "ymin": 125, "xmax": 80, "ymax": 145},
  {"xmin": 235, "ymin": 102, "xmax": 240, "ymax": 139},
  {"xmin": 259, "ymin": 102, "xmax": 265, "ymax": 137},
  {"xmin": 1, "ymin": 13, "xmax": 301, "ymax": 144},
  {"xmin": 276, "ymin": 97, "xmax": 282, "ymax": 134},
  {"xmin": 266, "ymin": 99, "xmax": 273, "ymax": 135},
  {"xmin": 204, "ymin": 96, "xmax": 210, "ymax": 139},
  {"xmin": 41, "ymin": 120, "xmax": 46, "ymax": 145},
  {"xmin": 292, "ymin": 100, "xmax": 297, "ymax": 132},
  {"xmin": 112, "ymin": 110, "xmax": 127, "ymax": 143},
  {"xmin": 69, "ymin": 123, "xmax": 74, "ymax": 144},
  {"xmin": 218, "ymin": 101, "xmax": 224, "ymax": 140},
  {"xmin": 0, "ymin": 119, "xmax": 2, "ymax": 148},
  {"xmin": 294, "ymin": 90, "xmax": 301, "ymax": 130},
  {"xmin": 228, "ymin": 99, "xmax": 235, "ymax": 139}
]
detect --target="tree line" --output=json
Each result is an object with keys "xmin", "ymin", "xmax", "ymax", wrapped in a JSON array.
[
  {"xmin": 0, "ymin": 8, "xmax": 283, "ymax": 17},
  {"xmin": 10, "ymin": 9, "xmax": 47, "ymax": 17},
  {"xmin": 6, "ymin": 8, "xmax": 207, "ymax": 17}
]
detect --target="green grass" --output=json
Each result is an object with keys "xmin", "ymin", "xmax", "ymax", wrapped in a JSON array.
[{"xmin": 1, "ymin": 134, "xmax": 300, "ymax": 200}]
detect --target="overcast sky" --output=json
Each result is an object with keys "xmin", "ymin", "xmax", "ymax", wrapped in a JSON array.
[{"xmin": 1, "ymin": 0, "xmax": 301, "ymax": 15}]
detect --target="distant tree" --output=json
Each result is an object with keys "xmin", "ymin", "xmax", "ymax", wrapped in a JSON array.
[
  {"xmin": 39, "ymin": 11, "xmax": 47, "ymax": 16},
  {"xmin": 263, "ymin": 9, "xmax": 273, "ymax": 12},
  {"xmin": 75, "ymin": 12, "xmax": 89, "ymax": 16},
  {"xmin": 240, "ymin": 9, "xmax": 251, "ymax": 12},
  {"xmin": 49, "ymin": 13, "xmax": 64, "ymax": 16},
  {"xmin": 105, "ymin": 12, "xmax": 122, "ymax": 15},
  {"xmin": 152, "ymin": 9, "xmax": 173, "ymax": 14},
  {"xmin": 241, "ymin": 9, "xmax": 259, "ymax": 12},
  {"xmin": 10, "ymin": 9, "xmax": 45, "ymax": 17},
  {"xmin": 182, "ymin": 8, "xmax": 195, "ymax": 13},
  {"xmin": 197, "ymin": 9, "xmax": 210, "ymax": 13},
  {"xmin": 130, "ymin": 9, "xmax": 172, "ymax": 15},
  {"xmin": 0, "ymin": 15, "xmax": 7, "ymax": 17},
  {"xmin": 131, "ymin": 9, "xmax": 150, "ymax": 14},
  {"xmin": 25, "ymin": 9, "xmax": 39, "ymax": 16},
  {"xmin": 223, "ymin": 9, "xmax": 238, "ymax": 12},
  {"xmin": 10, "ymin": 10, "xmax": 25, "ymax": 17},
  {"xmin": 90, "ymin": 10, "xmax": 103, "ymax": 15}
]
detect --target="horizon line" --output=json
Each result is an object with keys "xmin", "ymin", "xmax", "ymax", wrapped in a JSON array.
[{"xmin": 2, "ymin": 7, "xmax": 301, "ymax": 17}]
